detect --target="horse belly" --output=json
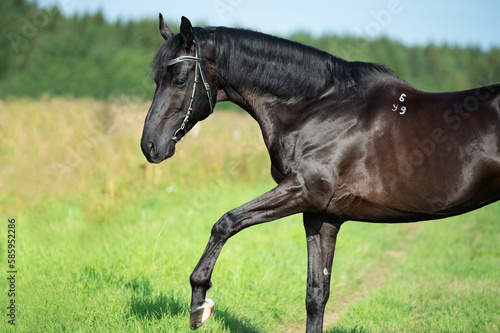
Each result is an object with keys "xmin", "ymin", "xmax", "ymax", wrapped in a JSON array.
[
  {"xmin": 326, "ymin": 167, "xmax": 500, "ymax": 223},
  {"xmin": 324, "ymin": 190, "xmax": 438, "ymax": 222},
  {"xmin": 328, "ymin": 147, "xmax": 500, "ymax": 222}
]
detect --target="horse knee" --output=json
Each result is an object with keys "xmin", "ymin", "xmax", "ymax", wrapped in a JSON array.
[{"xmin": 210, "ymin": 211, "xmax": 237, "ymax": 240}]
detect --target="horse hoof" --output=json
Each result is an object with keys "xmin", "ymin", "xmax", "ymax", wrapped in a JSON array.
[{"xmin": 190, "ymin": 298, "xmax": 214, "ymax": 330}]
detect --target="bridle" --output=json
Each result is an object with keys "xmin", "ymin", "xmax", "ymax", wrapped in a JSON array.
[{"xmin": 165, "ymin": 39, "xmax": 214, "ymax": 143}]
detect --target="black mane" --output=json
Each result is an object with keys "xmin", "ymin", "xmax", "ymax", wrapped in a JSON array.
[
  {"xmin": 151, "ymin": 26, "xmax": 392, "ymax": 100},
  {"xmin": 214, "ymin": 27, "xmax": 391, "ymax": 100}
]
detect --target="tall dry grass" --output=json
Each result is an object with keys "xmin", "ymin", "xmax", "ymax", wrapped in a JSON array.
[{"xmin": 0, "ymin": 97, "xmax": 270, "ymax": 213}]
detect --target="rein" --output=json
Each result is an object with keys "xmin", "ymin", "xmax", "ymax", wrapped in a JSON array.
[{"xmin": 165, "ymin": 40, "xmax": 214, "ymax": 143}]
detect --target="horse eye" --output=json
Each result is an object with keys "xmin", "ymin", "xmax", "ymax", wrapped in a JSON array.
[{"xmin": 174, "ymin": 78, "xmax": 186, "ymax": 88}]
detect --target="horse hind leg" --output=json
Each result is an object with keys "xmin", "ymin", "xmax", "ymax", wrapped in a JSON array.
[{"xmin": 303, "ymin": 213, "xmax": 343, "ymax": 333}]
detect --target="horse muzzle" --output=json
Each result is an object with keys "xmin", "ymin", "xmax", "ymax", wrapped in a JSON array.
[{"xmin": 141, "ymin": 136, "xmax": 176, "ymax": 164}]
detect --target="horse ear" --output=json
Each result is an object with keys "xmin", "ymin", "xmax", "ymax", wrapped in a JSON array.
[
  {"xmin": 180, "ymin": 16, "xmax": 194, "ymax": 48},
  {"xmin": 159, "ymin": 13, "xmax": 174, "ymax": 40}
]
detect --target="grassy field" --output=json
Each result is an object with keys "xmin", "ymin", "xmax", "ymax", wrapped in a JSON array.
[{"xmin": 1, "ymin": 98, "xmax": 499, "ymax": 332}]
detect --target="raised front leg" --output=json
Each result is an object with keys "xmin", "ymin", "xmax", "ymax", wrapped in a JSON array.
[
  {"xmin": 303, "ymin": 213, "xmax": 342, "ymax": 333},
  {"xmin": 189, "ymin": 174, "xmax": 313, "ymax": 329}
]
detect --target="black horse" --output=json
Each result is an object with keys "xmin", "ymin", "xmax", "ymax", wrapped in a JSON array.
[{"xmin": 141, "ymin": 15, "xmax": 500, "ymax": 332}]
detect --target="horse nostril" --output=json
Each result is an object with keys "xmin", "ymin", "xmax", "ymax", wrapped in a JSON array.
[{"xmin": 148, "ymin": 141, "xmax": 156, "ymax": 156}]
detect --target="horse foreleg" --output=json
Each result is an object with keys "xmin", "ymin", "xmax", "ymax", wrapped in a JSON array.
[
  {"xmin": 303, "ymin": 214, "xmax": 342, "ymax": 333},
  {"xmin": 189, "ymin": 175, "xmax": 309, "ymax": 329}
]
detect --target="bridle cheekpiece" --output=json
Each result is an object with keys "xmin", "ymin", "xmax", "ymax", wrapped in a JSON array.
[{"xmin": 165, "ymin": 40, "xmax": 214, "ymax": 143}]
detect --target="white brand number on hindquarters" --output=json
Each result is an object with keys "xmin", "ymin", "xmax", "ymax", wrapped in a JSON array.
[{"xmin": 392, "ymin": 93, "xmax": 408, "ymax": 115}]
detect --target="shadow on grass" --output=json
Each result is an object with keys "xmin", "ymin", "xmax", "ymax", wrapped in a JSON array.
[
  {"xmin": 128, "ymin": 292, "xmax": 184, "ymax": 320},
  {"xmin": 326, "ymin": 325, "xmax": 368, "ymax": 333},
  {"xmin": 126, "ymin": 278, "xmax": 260, "ymax": 332},
  {"xmin": 212, "ymin": 307, "xmax": 261, "ymax": 333}
]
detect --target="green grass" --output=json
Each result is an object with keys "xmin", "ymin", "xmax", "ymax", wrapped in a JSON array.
[
  {"xmin": 7, "ymin": 181, "xmax": 300, "ymax": 332},
  {"xmin": 1, "ymin": 99, "xmax": 499, "ymax": 332},
  {"xmin": 328, "ymin": 206, "xmax": 500, "ymax": 333}
]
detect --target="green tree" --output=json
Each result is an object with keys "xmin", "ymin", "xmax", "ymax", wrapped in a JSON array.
[{"xmin": 0, "ymin": 0, "xmax": 498, "ymax": 99}]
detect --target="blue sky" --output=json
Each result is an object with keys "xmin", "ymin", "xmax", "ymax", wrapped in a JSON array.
[{"xmin": 44, "ymin": 0, "xmax": 500, "ymax": 50}]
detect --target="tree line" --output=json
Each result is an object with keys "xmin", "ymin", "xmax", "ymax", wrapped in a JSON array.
[{"xmin": 1, "ymin": 0, "xmax": 499, "ymax": 101}]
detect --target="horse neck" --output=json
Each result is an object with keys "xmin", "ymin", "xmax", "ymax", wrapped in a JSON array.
[
  {"xmin": 212, "ymin": 28, "xmax": 334, "ymax": 118},
  {"xmin": 209, "ymin": 28, "xmax": 394, "ymax": 145}
]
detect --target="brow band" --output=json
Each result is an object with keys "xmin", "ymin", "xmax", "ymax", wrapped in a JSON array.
[{"xmin": 166, "ymin": 56, "xmax": 201, "ymax": 66}]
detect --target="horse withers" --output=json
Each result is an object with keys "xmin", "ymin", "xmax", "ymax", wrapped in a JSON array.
[{"xmin": 140, "ymin": 15, "xmax": 500, "ymax": 332}]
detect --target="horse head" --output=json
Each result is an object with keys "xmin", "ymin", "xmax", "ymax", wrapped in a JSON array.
[{"xmin": 141, "ymin": 15, "xmax": 215, "ymax": 163}]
